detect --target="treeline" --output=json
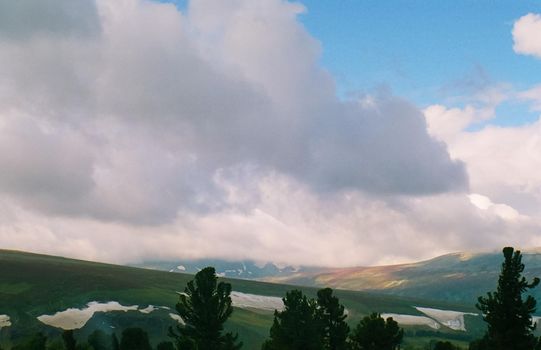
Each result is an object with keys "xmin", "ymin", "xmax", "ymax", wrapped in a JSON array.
[
  {"xmin": 3, "ymin": 247, "xmax": 540, "ymax": 350},
  {"xmin": 169, "ymin": 267, "xmax": 404, "ymax": 349},
  {"xmin": 2, "ymin": 328, "xmax": 172, "ymax": 350}
]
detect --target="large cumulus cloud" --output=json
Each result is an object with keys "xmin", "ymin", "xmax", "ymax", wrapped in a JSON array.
[
  {"xmin": 0, "ymin": 0, "xmax": 466, "ymax": 225},
  {"xmin": 9, "ymin": 0, "xmax": 535, "ymax": 267}
]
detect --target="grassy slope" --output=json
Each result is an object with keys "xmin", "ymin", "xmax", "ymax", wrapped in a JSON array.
[
  {"xmin": 0, "ymin": 250, "xmax": 482, "ymax": 349},
  {"xmin": 264, "ymin": 251, "xmax": 541, "ymax": 304}
]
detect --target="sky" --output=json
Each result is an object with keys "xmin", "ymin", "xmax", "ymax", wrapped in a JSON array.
[{"xmin": 1, "ymin": 0, "xmax": 541, "ymax": 267}]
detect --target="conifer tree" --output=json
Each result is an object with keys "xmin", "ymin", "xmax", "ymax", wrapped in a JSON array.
[
  {"xmin": 262, "ymin": 289, "xmax": 323, "ymax": 350},
  {"xmin": 119, "ymin": 328, "xmax": 152, "ymax": 350},
  {"xmin": 169, "ymin": 266, "xmax": 242, "ymax": 350},
  {"xmin": 317, "ymin": 288, "xmax": 349, "ymax": 350},
  {"xmin": 29, "ymin": 332, "xmax": 47, "ymax": 350},
  {"xmin": 157, "ymin": 341, "xmax": 176, "ymax": 350},
  {"xmin": 111, "ymin": 333, "xmax": 120, "ymax": 350},
  {"xmin": 433, "ymin": 341, "xmax": 461, "ymax": 350},
  {"xmin": 349, "ymin": 313, "xmax": 403, "ymax": 350},
  {"xmin": 475, "ymin": 247, "xmax": 540, "ymax": 350},
  {"xmin": 88, "ymin": 330, "xmax": 111, "ymax": 350},
  {"xmin": 13, "ymin": 332, "xmax": 47, "ymax": 350},
  {"xmin": 63, "ymin": 330, "xmax": 77, "ymax": 350}
]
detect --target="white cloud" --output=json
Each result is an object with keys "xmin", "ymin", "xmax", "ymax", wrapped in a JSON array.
[
  {"xmin": 424, "ymin": 104, "xmax": 494, "ymax": 143},
  {"xmin": 0, "ymin": 0, "xmax": 466, "ymax": 224},
  {"xmin": 468, "ymin": 194, "xmax": 521, "ymax": 221},
  {"xmin": 513, "ymin": 13, "xmax": 541, "ymax": 59},
  {"xmin": 424, "ymin": 93, "xmax": 541, "ymax": 223},
  {"xmin": 0, "ymin": 175, "xmax": 533, "ymax": 267},
  {"xmin": 7, "ymin": 0, "xmax": 541, "ymax": 267},
  {"xmin": 518, "ymin": 85, "xmax": 541, "ymax": 111}
]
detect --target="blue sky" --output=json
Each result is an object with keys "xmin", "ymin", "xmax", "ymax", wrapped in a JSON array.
[
  {"xmin": 299, "ymin": 1, "xmax": 541, "ymax": 126},
  {"xmin": 164, "ymin": 0, "xmax": 541, "ymax": 126},
  {"xmin": 299, "ymin": 2, "xmax": 538, "ymax": 89}
]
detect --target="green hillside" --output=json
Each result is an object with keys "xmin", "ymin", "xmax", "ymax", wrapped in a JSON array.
[
  {"xmin": 0, "ymin": 250, "xmax": 483, "ymax": 349},
  {"xmin": 263, "ymin": 250, "xmax": 541, "ymax": 304}
]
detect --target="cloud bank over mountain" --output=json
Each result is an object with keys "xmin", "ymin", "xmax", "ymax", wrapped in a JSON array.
[{"xmin": 0, "ymin": 1, "xmax": 539, "ymax": 266}]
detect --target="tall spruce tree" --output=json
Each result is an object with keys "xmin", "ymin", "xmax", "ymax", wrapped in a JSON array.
[
  {"xmin": 111, "ymin": 333, "xmax": 120, "ymax": 350},
  {"xmin": 433, "ymin": 341, "xmax": 461, "ymax": 350},
  {"xmin": 156, "ymin": 341, "xmax": 176, "ymax": 350},
  {"xmin": 13, "ymin": 332, "xmax": 47, "ymax": 350},
  {"xmin": 169, "ymin": 266, "xmax": 242, "ymax": 350},
  {"xmin": 119, "ymin": 328, "xmax": 152, "ymax": 350},
  {"xmin": 88, "ymin": 330, "xmax": 112, "ymax": 350},
  {"xmin": 262, "ymin": 289, "xmax": 323, "ymax": 350},
  {"xmin": 62, "ymin": 330, "xmax": 77, "ymax": 350},
  {"xmin": 475, "ymin": 247, "xmax": 540, "ymax": 350},
  {"xmin": 348, "ymin": 313, "xmax": 403, "ymax": 350},
  {"xmin": 317, "ymin": 288, "xmax": 349, "ymax": 350}
]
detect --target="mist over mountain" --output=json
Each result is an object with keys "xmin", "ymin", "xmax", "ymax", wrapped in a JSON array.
[{"xmin": 134, "ymin": 248, "xmax": 541, "ymax": 305}]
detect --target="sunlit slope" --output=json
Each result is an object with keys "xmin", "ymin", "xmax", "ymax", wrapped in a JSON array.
[
  {"xmin": 0, "ymin": 250, "xmax": 481, "ymax": 348},
  {"xmin": 263, "ymin": 250, "xmax": 541, "ymax": 303}
]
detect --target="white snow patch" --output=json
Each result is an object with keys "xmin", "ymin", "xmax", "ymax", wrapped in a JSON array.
[
  {"xmin": 0, "ymin": 315, "xmax": 11, "ymax": 329},
  {"xmin": 217, "ymin": 272, "xmax": 226, "ymax": 277},
  {"xmin": 415, "ymin": 307, "xmax": 477, "ymax": 331},
  {"xmin": 382, "ymin": 313, "xmax": 440, "ymax": 330},
  {"xmin": 231, "ymin": 291, "xmax": 284, "ymax": 311},
  {"xmin": 532, "ymin": 316, "xmax": 541, "ymax": 328},
  {"xmin": 139, "ymin": 305, "xmax": 157, "ymax": 314},
  {"xmin": 253, "ymin": 261, "xmax": 268, "ymax": 269},
  {"xmin": 37, "ymin": 302, "xmax": 139, "ymax": 330},
  {"xmin": 177, "ymin": 265, "xmax": 186, "ymax": 271},
  {"xmin": 169, "ymin": 313, "xmax": 185, "ymax": 325}
]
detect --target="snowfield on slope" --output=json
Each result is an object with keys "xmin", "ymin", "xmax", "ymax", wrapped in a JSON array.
[
  {"xmin": 231, "ymin": 291, "xmax": 284, "ymax": 311},
  {"xmin": 0, "ymin": 315, "xmax": 11, "ymax": 329},
  {"xmin": 36, "ymin": 302, "xmax": 164, "ymax": 330},
  {"xmin": 169, "ymin": 313, "xmax": 185, "ymax": 325},
  {"xmin": 382, "ymin": 313, "xmax": 440, "ymax": 329},
  {"xmin": 415, "ymin": 307, "xmax": 477, "ymax": 331},
  {"xmin": 532, "ymin": 316, "xmax": 541, "ymax": 328}
]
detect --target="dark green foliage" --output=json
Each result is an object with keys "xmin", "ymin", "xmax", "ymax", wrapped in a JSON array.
[
  {"xmin": 407, "ymin": 329, "xmax": 472, "ymax": 342},
  {"xmin": 262, "ymin": 289, "xmax": 323, "ymax": 350},
  {"xmin": 62, "ymin": 330, "xmax": 76, "ymax": 350},
  {"xmin": 433, "ymin": 341, "xmax": 460, "ymax": 350},
  {"xmin": 88, "ymin": 330, "xmax": 112, "ymax": 350},
  {"xmin": 317, "ymin": 288, "xmax": 349, "ymax": 350},
  {"xmin": 12, "ymin": 333, "xmax": 48, "ymax": 350},
  {"xmin": 47, "ymin": 339, "xmax": 65, "ymax": 350},
  {"xmin": 111, "ymin": 333, "xmax": 119, "ymax": 350},
  {"xmin": 169, "ymin": 266, "xmax": 242, "ymax": 350},
  {"xmin": 119, "ymin": 328, "xmax": 151, "ymax": 350},
  {"xmin": 474, "ymin": 247, "xmax": 540, "ymax": 350},
  {"xmin": 467, "ymin": 339, "xmax": 485, "ymax": 350},
  {"xmin": 25, "ymin": 332, "xmax": 47, "ymax": 350},
  {"xmin": 349, "ymin": 313, "xmax": 403, "ymax": 350},
  {"xmin": 156, "ymin": 341, "xmax": 175, "ymax": 350}
]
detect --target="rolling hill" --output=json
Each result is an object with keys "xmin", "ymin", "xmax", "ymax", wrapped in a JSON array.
[
  {"xmin": 0, "ymin": 250, "xmax": 485, "ymax": 349},
  {"xmin": 261, "ymin": 249, "xmax": 541, "ymax": 304}
]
